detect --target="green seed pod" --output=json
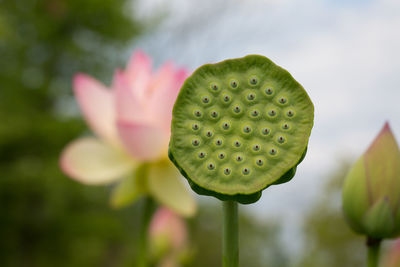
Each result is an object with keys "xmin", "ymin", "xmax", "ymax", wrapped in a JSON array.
[
  {"xmin": 169, "ymin": 55, "xmax": 314, "ymax": 204},
  {"xmin": 342, "ymin": 123, "xmax": 400, "ymax": 239}
]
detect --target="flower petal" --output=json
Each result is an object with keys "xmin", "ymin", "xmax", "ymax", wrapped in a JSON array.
[
  {"xmin": 73, "ymin": 73, "xmax": 119, "ymax": 146},
  {"xmin": 60, "ymin": 137, "xmax": 135, "ymax": 185},
  {"xmin": 117, "ymin": 121, "xmax": 169, "ymax": 161},
  {"xmin": 148, "ymin": 160, "xmax": 197, "ymax": 217},
  {"xmin": 149, "ymin": 66, "xmax": 189, "ymax": 131},
  {"xmin": 113, "ymin": 69, "xmax": 148, "ymax": 124},
  {"xmin": 124, "ymin": 50, "xmax": 152, "ymax": 103}
]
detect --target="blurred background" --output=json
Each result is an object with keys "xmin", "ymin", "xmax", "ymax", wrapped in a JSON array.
[{"xmin": 1, "ymin": 0, "xmax": 399, "ymax": 266}]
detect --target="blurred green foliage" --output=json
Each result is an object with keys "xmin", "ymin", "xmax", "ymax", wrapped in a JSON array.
[{"xmin": 297, "ymin": 161, "xmax": 365, "ymax": 267}]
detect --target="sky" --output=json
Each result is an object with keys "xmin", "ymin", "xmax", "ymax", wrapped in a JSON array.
[{"xmin": 132, "ymin": 0, "xmax": 400, "ymax": 255}]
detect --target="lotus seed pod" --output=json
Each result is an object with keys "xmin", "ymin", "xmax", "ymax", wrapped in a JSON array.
[
  {"xmin": 342, "ymin": 122, "xmax": 400, "ymax": 239},
  {"xmin": 169, "ymin": 55, "xmax": 314, "ymax": 204}
]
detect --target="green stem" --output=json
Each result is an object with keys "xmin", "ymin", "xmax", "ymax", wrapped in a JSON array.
[
  {"xmin": 366, "ymin": 237, "xmax": 382, "ymax": 267},
  {"xmin": 137, "ymin": 196, "xmax": 156, "ymax": 267},
  {"xmin": 222, "ymin": 200, "xmax": 239, "ymax": 267}
]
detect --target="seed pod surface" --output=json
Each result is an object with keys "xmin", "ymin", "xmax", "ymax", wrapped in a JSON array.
[{"xmin": 169, "ymin": 55, "xmax": 314, "ymax": 204}]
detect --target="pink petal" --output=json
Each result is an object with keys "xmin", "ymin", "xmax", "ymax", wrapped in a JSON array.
[
  {"xmin": 149, "ymin": 66, "xmax": 189, "ymax": 131},
  {"xmin": 117, "ymin": 121, "xmax": 169, "ymax": 161},
  {"xmin": 73, "ymin": 73, "xmax": 119, "ymax": 146},
  {"xmin": 60, "ymin": 137, "xmax": 135, "ymax": 185},
  {"xmin": 124, "ymin": 50, "xmax": 152, "ymax": 103},
  {"xmin": 113, "ymin": 70, "xmax": 148, "ymax": 124}
]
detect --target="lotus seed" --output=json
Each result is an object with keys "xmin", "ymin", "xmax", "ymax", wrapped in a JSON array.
[
  {"xmin": 199, "ymin": 152, "xmax": 206, "ymax": 158},
  {"xmin": 207, "ymin": 163, "xmax": 215, "ymax": 170},
  {"xmin": 230, "ymin": 80, "xmax": 238, "ymax": 88},
  {"xmin": 265, "ymin": 88, "xmax": 273, "ymax": 95},
  {"xmin": 268, "ymin": 110, "xmax": 276, "ymax": 117},
  {"xmin": 202, "ymin": 96, "xmax": 210, "ymax": 103},
  {"xmin": 269, "ymin": 148, "xmax": 277, "ymax": 155},
  {"xmin": 216, "ymin": 139, "xmax": 223, "ymax": 146},
  {"xmin": 249, "ymin": 76, "xmax": 258, "ymax": 85},
  {"xmin": 279, "ymin": 97, "xmax": 287, "ymax": 104},
  {"xmin": 243, "ymin": 126, "xmax": 252, "ymax": 133},
  {"xmin": 206, "ymin": 131, "xmax": 213, "ymax": 137},
  {"xmin": 233, "ymin": 105, "xmax": 241, "ymax": 113},
  {"xmin": 194, "ymin": 110, "xmax": 202, "ymax": 117},
  {"xmin": 223, "ymin": 95, "xmax": 231, "ymax": 102},
  {"xmin": 277, "ymin": 136, "xmax": 285, "ymax": 143},
  {"xmin": 253, "ymin": 144, "xmax": 260, "ymax": 151},
  {"xmin": 211, "ymin": 83, "xmax": 218, "ymax": 91},
  {"xmin": 218, "ymin": 153, "xmax": 225, "ymax": 159},
  {"xmin": 192, "ymin": 139, "xmax": 200, "ymax": 146},
  {"xmin": 236, "ymin": 155, "xmax": 243, "ymax": 162},
  {"xmin": 211, "ymin": 111, "xmax": 219, "ymax": 118},
  {"xmin": 242, "ymin": 168, "xmax": 250, "ymax": 175},
  {"xmin": 222, "ymin": 122, "xmax": 230, "ymax": 130},
  {"xmin": 192, "ymin": 124, "xmax": 199, "ymax": 130},
  {"xmin": 224, "ymin": 168, "xmax": 231, "ymax": 175},
  {"xmin": 287, "ymin": 110, "xmax": 294, "ymax": 117},
  {"xmin": 256, "ymin": 159, "xmax": 264, "ymax": 166},
  {"xmin": 251, "ymin": 110, "xmax": 259, "ymax": 117},
  {"xmin": 234, "ymin": 140, "xmax": 241, "ymax": 147},
  {"xmin": 262, "ymin": 128, "xmax": 270, "ymax": 135},
  {"xmin": 282, "ymin": 123, "xmax": 289, "ymax": 130},
  {"xmin": 247, "ymin": 93, "xmax": 255, "ymax": 100}
]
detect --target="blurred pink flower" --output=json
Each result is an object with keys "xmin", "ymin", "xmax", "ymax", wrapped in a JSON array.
[
  {"xmin": 382, "ymin": 239, "xmax": 400, "ymax": 267},
  {"xmin": 59, "ymin": 50, "xmax": 196, "ymax": 217},
  {"xmin": 149, "ymin": 207, "xmax": 188, "ymax": 266}
]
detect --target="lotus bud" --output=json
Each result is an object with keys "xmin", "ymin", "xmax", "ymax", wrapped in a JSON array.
[
  {"xmin": 342, "ymin": 122, "xmax": 400, "ymax": 239},
  {"xmin": 149, "ymin": 207, "xmax": 188, "ymax": 262}
]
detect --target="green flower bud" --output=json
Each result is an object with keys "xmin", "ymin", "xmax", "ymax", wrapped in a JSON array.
[{"xmin": 342, "ymin": 122, "xmax": 400, "ymax": 239}]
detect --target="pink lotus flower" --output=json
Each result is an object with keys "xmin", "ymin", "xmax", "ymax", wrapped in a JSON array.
[{"xmin": 60, "ymin": 50, "xmax": 196, "ymax": 217}]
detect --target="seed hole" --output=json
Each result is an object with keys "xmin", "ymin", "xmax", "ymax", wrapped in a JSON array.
[
  {"xmin": 253, "ymin": 144, "xmax": 260, "ymax": 151},
  {"xmin": 224, "ymin": 95, "xmax": 231, "ymax": 102},
  {"xmin": 194, "ymin": 110, "xmax": 202, "ymax": 117},
  {"xmin": 230, "ymin": 80, "xmax": 238, "ymax": 88},
  {"xmin": 249, "ymin": 76, "xmax": 258, "ymax": 85},
  {"xmin": 279, "ymin": 97, "xmax": 287, "ymax": 104},
  {"xmin": 282, "ymin": 123, "xmax": 289, "ymax": 130},
  {"xmin": 216, "ymin": 139, "xmax": 223, "ymax": 146},
  {"xmin": 233, "ymin": 106, "xmax": 241, "ymax": 113},
  {"xmin": 242, "ymin": 168, "xmax": 250, "ymax": 175},
  {"xmin": 262, "ymin": 128, "xmax": 270, "ymax": 135},
  {"xmin": 269, "ymin": 148, "xmax": 277, "ymax": 155},
  {"xmin": 256, "ymin": 159, "xmax": 264, "ymax": 166},
  {"xmin": 251, "ymin": 110, "xmax": 259, "ymax": 117},
  {"xmin": 198, "ymin": 152, "xmax": 206, "ymax": 158},
  {"xmin": 236, "ymin": 155, "xmax": 243, "ymax": 162},
  {"xmin": 277, "ymin": 136, "xmax": 285, "ymax": 143},
  {"xmin": 207, "ymin": 163, "xmax": 215, "ymax": 170},
  {"xmin": 222, "ymin": 122, "xmax": 230, "ymax": 130},
  {"xmin": 192, "ymin": 124, "xmax": 199, "ymax": 130},
  {"xmin": 211, "ymin": 111, "xmax": 218, "ymax": 118},
  {"xmin": 192, "ymin": 139, "xmax": 200, "ymax": 146},
  {"xmin": 218, "ymin": 153, "xmax": 225, "ymax": 159},
  {"xmin": 211, "ymin": 83, "xmax": 218, "ymax": 91},
  {"xmin": 247, "ymin": 93, "xmax": 255, "ymax": 100},
  {"xmin": 287, "ymin": 110, "xmax": 294, "ymax": 117},
  {"xmin": 202, "ymin": 96, "xmax": 210, "ymax": 103},
  {"xmin": 268, "ymin": 110, "xmax": 276, "ymax": 117},
  {"xmin": 206, "ymin": 131, "xmax": 213, "ymax": 137},
  {"xmin": 265, "ymin": 88, "xmax": 273, "ymax": 95},
  {"xmin": 243, "ymin": 126, "xmax": 252, "ymax": 133},
  {"xmin": 234, "ymin": 140, "xmax": 241, "ymax": 147},
  {"xmin": 224, "ymin": 168, "xmax": 231, "ymax": 175}
]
